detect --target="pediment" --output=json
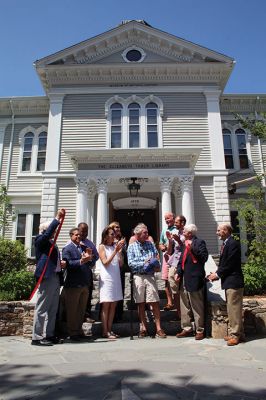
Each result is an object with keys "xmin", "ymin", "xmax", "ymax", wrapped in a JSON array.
[{"xmin": 35, "ymin": 20, "xmax": 233, "ymax": 68}]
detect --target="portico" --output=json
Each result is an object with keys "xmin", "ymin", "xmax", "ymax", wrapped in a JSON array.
[{"xmin": 66, "ymin": 147, "xmax": 201, "ymax": 245}]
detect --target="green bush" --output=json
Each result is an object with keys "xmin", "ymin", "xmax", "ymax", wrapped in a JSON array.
[
  {"xmin": 0, "ymin": 239, "xmax": 27, "ymax": 278},
  {"xmin": 0, "ymin": 270, "xmax": 35, "ymax": 301},
  {"xmin": 243, "ymin": 262, "xmax": 266, "ymax": 296}
]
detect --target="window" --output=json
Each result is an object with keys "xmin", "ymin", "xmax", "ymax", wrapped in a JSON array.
[
  {"xmin": 22, "ymin": 133, "xmax": 34, "ymax": 171},
  {"xmin": 222, "ymin": 129, "xmax": 234, "ymax": 169},
  {"xmin": 222, "ymin": 125, "xmax": 250, "ymax": 170},
  {"xmin": 146, "ymin": 102, "xmax": 158, "ymax": 147},
  {"xmin": 236, "ymin": 128, "xmax": 249, "ymax": 169},
  {"xmin": 37, "ymin": 132, "xmax": 47, "ymax": 171},
  {"xmin": 15, "ymin": 212, "xmax": 40, "ymax": 257},
  {"xmin": 128, "ymin": 103, "xmax": 140, "ymax": 148},
  {"xmin": 19, "ymin": 126, "xmax": 48, "ymax": 173},
  {"xmin": 106, "ymin": 96, "xmax": 163, "ymax": 149},
  {"xmin": 122, "ymin": 46, "xmax": 146, "ymax": 63},
  {"xmin": 111, "ymin": 103, "xmax": 122, "ymax": 148}
]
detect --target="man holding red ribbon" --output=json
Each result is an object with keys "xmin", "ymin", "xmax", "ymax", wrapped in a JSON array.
[
  {"xmin": 176, "ymin": 224, "xmax": 208, "ymax": 340},
  {"xmin": 31, "ymin": 209, "xmax": 66, "ymax": 346}
]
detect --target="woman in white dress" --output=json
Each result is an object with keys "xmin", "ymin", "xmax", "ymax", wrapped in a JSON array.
[{"xmin": 98, "ymin": 227, "xmax": 124, "ymax": 339}]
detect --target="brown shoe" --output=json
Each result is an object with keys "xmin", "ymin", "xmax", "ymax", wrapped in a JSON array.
[
  {"xmin": 156, "ymin": 329, "xmax": 167, "ymax": 338},
  {"xmin": 176, "ymin": 329, "xmax": 193, "ymax": 338},
  {"xmin": 224, "ymin": 335, "xmax": 246, "ymax": 342},
  {"xmin": 195, "ymin": 332, "xmax": 204, "ymax": 340},
  {"xmin": 227, "ymin": 337, "xmax": 239, "ymax": 346}
]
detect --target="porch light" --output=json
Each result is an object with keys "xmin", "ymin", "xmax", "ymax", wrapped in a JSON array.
[
  {"xmin": 128, "ymin": 177, "xmax": 140, "ymax": 197},
  {"xmin": 119, "ymin": 177, "xmax": 148, "ymax": 197}
]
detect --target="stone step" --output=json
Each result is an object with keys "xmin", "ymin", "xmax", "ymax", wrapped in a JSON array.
[{"xmin": 83, "ymin": 320, "xmax": 181, "ymax": 337}]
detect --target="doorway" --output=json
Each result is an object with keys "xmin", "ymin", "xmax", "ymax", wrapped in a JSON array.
[{"xmin": 113, "ymin": 209, "xmax": 158, "ymax": 244}]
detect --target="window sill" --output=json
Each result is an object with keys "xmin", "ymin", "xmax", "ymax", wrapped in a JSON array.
[{"xmin": 17, "ymin": 172, "xmax": 43, "ymax": 178}]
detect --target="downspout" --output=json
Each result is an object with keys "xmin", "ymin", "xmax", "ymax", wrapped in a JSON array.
[{"xmin": 2, "ymin": 100, "xmax": 15, "ymax": 237}]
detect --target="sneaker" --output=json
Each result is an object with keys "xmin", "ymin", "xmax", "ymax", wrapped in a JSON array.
[{"xmin": 155, "ymin": 329, "xmax": 167, "ymax": 338}]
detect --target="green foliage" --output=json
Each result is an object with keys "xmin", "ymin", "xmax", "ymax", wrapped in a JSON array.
[
  {"xmin": 0, "ymin": 185, "xmax": 14, "ymax": 235},
  {"xmin": 0, "ymin": 239, "xmax": 27, "ymax": 278},
  {"xmin": 0, "ymin": 270, "xmax": 35, "ymax": 301},
  {"xmin": 235, "ymin": 112, "xmax": 266, "ymax": 139},
  {"xmin": 243, "ymin": 263, "xmax": 266, "ymax": 296},
  {"xmin": 233, "ymin": 181, "xmax": 266, "ymax": 295}
]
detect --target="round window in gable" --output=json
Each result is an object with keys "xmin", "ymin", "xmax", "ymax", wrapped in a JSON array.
[{"xmin": 122, "ymin": 47, "xmax": 146, "ymax": 63}]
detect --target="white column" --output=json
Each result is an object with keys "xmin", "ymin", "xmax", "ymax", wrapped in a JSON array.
[
  {"xmin": 160, "ymin": 177, "xmax": 174, "ymax": 228},
  {"xmin": 75, "ymin": 177, "xmax": 88, "ymax": 225},
  {"xmin": 96, "ymin": 178, "xmax": 109, "ymax": 246},
  {"xmin": 180, "ymin": 175, "xmax": 195, "ymax": 224},
  {"xmin": 173, "ymin": 182, "xmax": 182, "ymax": 215},
  {"xmin": 204, "ymin": 90, "xmax": 225, "ymax": 170},
  {"xmin": 45, "ymin": 93, "xmax": 64, "ymax": 171},
  {"xmin": 87, "ymin": 184, "xmax": 96, "ymax": 241}
]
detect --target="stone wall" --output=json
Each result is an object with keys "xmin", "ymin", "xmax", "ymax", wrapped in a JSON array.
[
  {"xmin": 210, "ymin": 298, "xmax": 266, "ymax": 338},
  {"xmin": 1, "ymin": 297, "xmax": 265, "ymax": 338}
]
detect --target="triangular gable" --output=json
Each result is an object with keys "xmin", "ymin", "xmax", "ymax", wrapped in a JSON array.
[{"xmin": 35, "ymin": 20, "xmax": 233, "ymax": 67}]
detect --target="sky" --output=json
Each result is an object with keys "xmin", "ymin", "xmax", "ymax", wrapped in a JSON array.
[{"xmin": 1, "ymin": 0, "xmax": 266, "ymax": 97}]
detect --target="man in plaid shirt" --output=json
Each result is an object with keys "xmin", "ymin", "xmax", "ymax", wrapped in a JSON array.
[{"xmin": 127, "ymin": 224, "xmax": 167, "ymax": 338}]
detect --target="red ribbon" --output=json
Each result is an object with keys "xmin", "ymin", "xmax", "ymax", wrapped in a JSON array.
[{"xmin": 29, "ymin": 209, "xmax": 66, "ymax": 301}]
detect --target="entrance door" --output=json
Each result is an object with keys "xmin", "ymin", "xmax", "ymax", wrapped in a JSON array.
[{"xmin": 114, "ymin": 209, "xmax": 158, "ymax": 243}]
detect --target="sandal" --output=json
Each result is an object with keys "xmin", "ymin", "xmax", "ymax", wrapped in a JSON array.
[
  {"xmin": 138, "ymin": 330, "xmax": 148, "ymax": 338},
  {"xmin": 163, "ymin": 304, "xmax": 174, "ymax": 311},
  {"xmin": 102, "ymin": 333, "xmax": 117, "ymax": 340},
  {"xmin": 110, "ymin": 331, "xmax": 120, "ymax": 338}
]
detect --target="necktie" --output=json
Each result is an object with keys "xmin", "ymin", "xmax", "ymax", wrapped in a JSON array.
[
  {"xmin": 220, "ymin": 243, "xmax": 225, "ymax": 255},
  {"xmin": 77, "ymin": 245, "xmax": 83, "ymax": 255}
]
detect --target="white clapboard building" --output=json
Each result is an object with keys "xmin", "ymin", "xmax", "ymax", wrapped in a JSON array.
[{"xmin": 0, "ymin": 20, "xmax": 265, "ymax": 259}]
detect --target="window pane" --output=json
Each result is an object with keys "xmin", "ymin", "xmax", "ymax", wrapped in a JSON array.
[
  {"xmin": 236, "ymin": 130, "xmax": 248, "ymax": 169},
  {"xmin": 22, "ymin": 157, "xmax": 31, "ymax": 171},
  {"xmin": 110, "ymin": 102, "xmax": 122, "ymax": 109},
  {"xmin": 129, "ymin": 132, "xmax": 139, "ymax": 148},
  {"xmin": 225, "ymin": 155, "xmax": 234, "ymax": 169},
  {"xmin": 17, "ymin": 214, "xmax": 26, "ymax": 235},
  {"xmin": 31, "ymin": 214, "xmax": 40, "ymax": 257},
  {"xmin": 111, "ymin": 110, "xmax": 121, "ymax": 125},
  {"xmin": 128, "ymin": 103, "xmax": 140, "ymax": 109},
  {"xmin": 37, "ymin": 157, "xmax": 45, "ymax": 171},
  {"xmin": 148, "ymin": 132, "xmax": 158, "ymax": 147},
  {"xmin": 223, "ymin": 133, "xmax": 234, "ymax": 169},
  {"xmin": 239, "ymin": 155, "xmax": 249, "ymax": 169},
  {"xmin": 146, "ymin": 102, "xmax": 158, "ymax": 109},
  {"xmin": 111, "ymin": 132, "xmax": 121, "ymax": 148}
]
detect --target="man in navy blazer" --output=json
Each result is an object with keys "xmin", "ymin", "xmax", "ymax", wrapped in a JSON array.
[
  {"xmin": 32, "ymin": 209, "xmax": 66, "ymax": 346},
  {"xmin": 176, "ymin": 224, "xmax": 208, "ymax": 340},
  {"xmin": 208, "ymin": 223, "xmax": 244, "ymax": 346},
  {"xmin": 62, "ymin": 227, "xmax": 93, "ymax": 341}
]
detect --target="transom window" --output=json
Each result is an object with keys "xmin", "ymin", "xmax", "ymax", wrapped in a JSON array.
[
  {"xmin": 222, "ymin": 126, "xmax": 249, "ymax": 170},
  {"xmin": 106, "ymin": 96, "xmax": 163, "ymax": 149},
  {"xmin": 19, "ymin": 126, "xmax": 48, "ymax": 173}
]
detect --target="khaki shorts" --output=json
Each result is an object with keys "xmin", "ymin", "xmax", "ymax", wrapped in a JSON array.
[
  {"xmin": 168, "ymin": 266, "xmax": 180, "ymax": 295},
  {"xmin": 133, "ymin": 274, "xmax": 160, "ymax": 303}
]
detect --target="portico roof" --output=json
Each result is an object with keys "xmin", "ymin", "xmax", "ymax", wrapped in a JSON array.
[{"xmin": 65, "ymin": 147, "xmax": 202, "ymax": 173}]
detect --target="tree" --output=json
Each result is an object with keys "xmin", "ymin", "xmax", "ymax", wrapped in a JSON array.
[
  {"xmin": 235, "ymin": 112, "xmax": 266, "ymax": 139},
  {"xmin": 0, "ymin": 185, "xmax": 13, "ymax": 237}
]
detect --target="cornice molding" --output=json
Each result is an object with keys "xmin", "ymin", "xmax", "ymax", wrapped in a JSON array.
[
  {"xmin": 38, "ymin": 62, "xmax": 231, "ymax": 91},
  {"xmin": 0, "ymin": 97, "xmax": 49, "ymax": 116},
  {"xmin": 220, "ymin": 95, "xmax": 266, "ymax": 113}
]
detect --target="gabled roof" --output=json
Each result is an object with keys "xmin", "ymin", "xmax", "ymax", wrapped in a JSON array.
[{"xmin": 34, "ymin": 20, "xmax": 235, "ymax": 92}]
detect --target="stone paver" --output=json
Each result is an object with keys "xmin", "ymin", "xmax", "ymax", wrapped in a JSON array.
[{"xmin": 0, "ymin": 335, "xmax": 266, "ymax": 399}]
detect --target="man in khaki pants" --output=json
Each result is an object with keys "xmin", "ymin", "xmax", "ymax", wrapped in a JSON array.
[{"xmin": 208, "ymin": 223, "xmax": 245, "ymax": 346}]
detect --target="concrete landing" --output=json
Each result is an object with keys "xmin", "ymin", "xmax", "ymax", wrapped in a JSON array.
[{"xmin": 0, "ymin": 335, "xmax": 266, "ymax": 399}]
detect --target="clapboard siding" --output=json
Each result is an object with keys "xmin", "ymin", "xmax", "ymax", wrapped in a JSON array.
[
  {"xmin": 0, "ymin": 123, "xmax": 44, "ymax": 193},
  {"xmin": 60, "ymin": 92, "xmax": 210, "ymax": 170},
  {"xmin": 160, "ymin": 93, "xmax": 210, "ymax": 169},
  {"xmin": 194, "ymin": 176, "xmax": 217, "ymax": 254},
  {"xmin": 56, "ymin": 178, "xmax": 77, "ymax": 250},
  {"xmin": 250, "ymin": 135, "xmax": 262, "ymax": 174}
]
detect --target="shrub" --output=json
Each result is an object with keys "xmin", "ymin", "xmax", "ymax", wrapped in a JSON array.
[
  {"xmin": 0, "ymin": 270, "xmax": 35, "ymax": 301},
  {"xmin": 0, "ymin": 239, "xmax": 27, "ymax": 278},
  {"xmin": 243, "ymin": 262, "xmax": 266, "ymax": 296}
]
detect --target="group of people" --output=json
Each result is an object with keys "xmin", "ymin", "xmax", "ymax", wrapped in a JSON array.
[{"xmin": 32, "ymin": 208, "xmax": 245, "ymax": 347}]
